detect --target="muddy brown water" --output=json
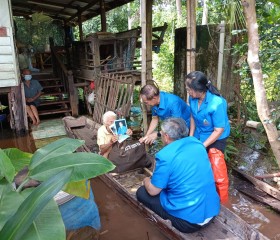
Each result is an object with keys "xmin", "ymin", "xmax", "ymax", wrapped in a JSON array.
[{"xmin": 1, "ymin": 128, "xmax": 280, "ymax": 239}]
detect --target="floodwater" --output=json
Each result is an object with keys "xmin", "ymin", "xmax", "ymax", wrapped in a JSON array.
[{"xmin": 1, "ymin": 128, "xmax": 280, "ymax": 239}]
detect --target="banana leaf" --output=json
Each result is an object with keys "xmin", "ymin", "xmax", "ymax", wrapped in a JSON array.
[
  {"xmin": 29, "ymin": 138, "xmax": 85, "ymax": 170},
  {"xmin": 0, "ymin": 149, "xmax": 15, "ymax": 183},
  {"xmin": 0, "ymin": 179, "xmax": 23, "ymax": 230},
  {"xmin": 29, "ymin": 152, "xmax": 115, "ymax": 182},
  {"xmin": 3, "ymin": 148, "xmax": 32, "ymax": 173},
  {"xmin": 0, "ymin": 181, "xmax": 65, "ymax": 240},
  {"xmin": 63, "ymin": 180, "xmax": 90, "ymax": 199},
  {"xmin": 21, "ymin": 193, "xmax": 65, "ymax": 240},
  {"xmin": 0, "ymin": 169, "xmax": 72, "ymax": 240}
]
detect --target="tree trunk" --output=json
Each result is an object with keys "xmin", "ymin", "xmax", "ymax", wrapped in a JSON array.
[{"xmin": 242, "ymin": 0, "xmax": 280, "ymax": 168}]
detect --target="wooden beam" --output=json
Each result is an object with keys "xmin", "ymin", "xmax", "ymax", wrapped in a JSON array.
[
  {"xmin": 233, "ymin": 168, "xmax": 280, "ymax": 201},
  {"xmin": 26, "ymin": 0, "xmax": 78, "ymax": 9}
]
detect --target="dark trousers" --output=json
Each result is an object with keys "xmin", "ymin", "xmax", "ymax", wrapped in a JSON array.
[
  {"xmin": 136, "ymin": 186, "xmax": 203, "ymax": 233},
  {"xmin": 207, "ymin": 138, "xmax": 227, "ymax": 153}
]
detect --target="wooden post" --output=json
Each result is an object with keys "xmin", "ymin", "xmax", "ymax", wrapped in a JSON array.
[
  {"xmin": 9, "ymin": 84, "xmax": 27, "ymax": 132},
  {"xmin": 92, "ymin": 36, "xmax": 101, "ymax": 80},
  {"xmin": 78, "ymin": 13, "xmax": 83, "ymax": 41},
  {"xmin": 100, "ymin": 0, "xmax": 107, "ymax": 32},
  {"xmin": 141, "ymin": 0, "xmax": 148, "ymax": 135},
  {"xmin": 64, "ymin": 22, "xmax": 72, "ymax": 69},
  {"xmin": 186, "ymin": 0, "xmax": 196, "ymax": 74},
  {"xmin": 68, "ymin": 70, "xmax": 79, "ymax": 117}
]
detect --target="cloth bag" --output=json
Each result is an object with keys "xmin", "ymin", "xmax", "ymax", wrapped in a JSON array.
[{"xmin": 108, "ymin": 140, "xmax": 152, "ymax": 173}]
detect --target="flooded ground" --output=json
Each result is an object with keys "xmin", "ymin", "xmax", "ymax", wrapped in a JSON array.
[{"xmin": 1, "ymin": 126, "xmax": 280, "ymax": 239}]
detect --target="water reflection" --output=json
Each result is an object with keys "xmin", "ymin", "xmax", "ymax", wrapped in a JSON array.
[{"xmin": 0, "ymin": 128, "xmax": 36, "ymax": 153}]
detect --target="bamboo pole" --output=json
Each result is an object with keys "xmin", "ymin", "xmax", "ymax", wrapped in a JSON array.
[
  {"xmin": 141, "ymin": 0, "xmax": 148, "ymax": 135},
  {"xmin": 186, "ymin": 0, "xmax": 196, "ymax": 101},
  {"xmin": 217, "ymin": 21, "xmax": 225, "ymax": 91},
  {"xmin": 146, "ymin": 0, "xmax": 153, "ymax": 82},
  {"xmin": 186, "ymin": 0, "xmax": 196, "ymax": 73}
]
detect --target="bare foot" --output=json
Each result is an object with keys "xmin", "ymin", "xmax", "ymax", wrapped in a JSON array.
[{"xmin": 36, "ymin": 120, "xmax": 40, "ymax": 125}]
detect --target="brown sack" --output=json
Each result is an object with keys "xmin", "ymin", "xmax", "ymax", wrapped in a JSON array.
[{"xmin": 108, "ymin": 140, "xmax": 152, "ymax": 173}]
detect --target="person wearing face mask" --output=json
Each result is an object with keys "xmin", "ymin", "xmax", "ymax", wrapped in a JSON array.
[{"xmin": 23, "ymin": 69, "xmax": 43, "ymax": 125}]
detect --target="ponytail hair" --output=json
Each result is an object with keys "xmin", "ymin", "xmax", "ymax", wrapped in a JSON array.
[{"xmin": 185, "ymin": 71, "xmax": 221, "ymax": 96}]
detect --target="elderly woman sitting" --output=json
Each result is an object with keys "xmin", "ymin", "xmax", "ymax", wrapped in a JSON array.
[{"xmin": 97, "ymin": 111, "xmax": 132, "ymax": 158}]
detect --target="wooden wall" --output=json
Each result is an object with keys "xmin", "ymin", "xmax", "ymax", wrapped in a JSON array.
[
  {"xmin": 0, "ymin": 0, "xmax": 20, "ymax": 88},
  {"xmin": 174, "ymin": 25, "xmax": 240, "ymax": 103}
]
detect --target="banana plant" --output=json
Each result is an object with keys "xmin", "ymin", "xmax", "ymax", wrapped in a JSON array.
[{"xmin": 0, "ymin": 138, "xmax": 115, "ymax": 240}]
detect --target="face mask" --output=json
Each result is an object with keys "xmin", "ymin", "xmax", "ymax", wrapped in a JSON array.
[{"xmin": 24, "ymin": 75, "xmax": 32, "ymax": 81}]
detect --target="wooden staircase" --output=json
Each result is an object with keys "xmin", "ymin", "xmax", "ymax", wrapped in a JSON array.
[{"xmin": 32, "ymin": 72, "xmax": 72, "ymax": 118}]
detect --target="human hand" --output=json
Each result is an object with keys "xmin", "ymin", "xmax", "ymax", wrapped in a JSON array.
[
  {"xmin": 142, "ymin": 177, "xmax": 150, "ymax": 186},
  {"xmin": 126, "ymin": 128, "xmax": 133, "ymax": 136},
  {"xmin": 139, "ymin": 132, "xmax": 157, "ymax": 145},
  {"xmin": 26, "ymin": 97, "xmax": 33, "ymax": 103},
  {"xmin": 111, "ymin": 135, "xmax": 118, "ymax": 143}
]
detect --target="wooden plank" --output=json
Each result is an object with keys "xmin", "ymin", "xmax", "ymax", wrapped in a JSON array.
[
  {"xmin": 0, "ymin": 79, "xmax": 17, "ymax": 87},
  {"xmin": 238, "ymin": 186, "xmax": 280, "ymax": 213},
  {"xmin": 38, "ymin": 108, "xmax": 71, "ymax": 116},
  {"xmin": 0, "ymin": 63, "xmax": 16, "ymax": 71},
  {"xmin": 0, "ymin": 46, "xmax": 12, "ymax": 54},
  {"xmin": 233, "ymin": 168, "xmax": 280, "ymax": 201},
  {"xmin": 0, "ymin": 36, "xmax": 11, "ymax": 45},
  {"xmin": 0, "ymin": 55, "xmax": 13, "ymax": 63}
]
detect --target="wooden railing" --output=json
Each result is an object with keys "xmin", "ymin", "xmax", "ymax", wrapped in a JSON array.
[{"xmin": 51, "ymin": 47, "xmax": 79, "ymax": 116}]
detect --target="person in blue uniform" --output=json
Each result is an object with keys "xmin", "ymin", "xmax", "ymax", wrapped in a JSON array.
[
  {"xmin": 23, "ymin": 69, "xmax": 43, "ymax": 125},
  {"xmin": 136, "ymin": 118, "xmax": 220, "ymax": 233},
  {"xmin": 185, "ymin": 71, "xmax": 230, "ymax": 153},
  {"xmin": 139, "ymin": 84, "xmax": 191, "ymax": 145},
  {"xmin": 117, "ymin": 121, "xmax": 127, "ymax": 135},
  {"xmin": 185, "ymin": 71, "xmax": 230, "ymax": 203}
]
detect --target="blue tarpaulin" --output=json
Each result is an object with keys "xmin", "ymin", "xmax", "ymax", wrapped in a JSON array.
[{"xmin": 58, "ymin": 188, "xmax": 101, "ymax": 231}]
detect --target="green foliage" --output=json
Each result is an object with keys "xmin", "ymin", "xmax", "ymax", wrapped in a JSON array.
[
  {"xmin": 224, "ymin": 137, "xmax": 239, "ymax": 163},
  {"xmin": 14, "ymin": 17, "xmax": 64, "ymax": 52},
  {"xmin": 0, "ymin": 138, "xmax": 115, "ymax": 240}
]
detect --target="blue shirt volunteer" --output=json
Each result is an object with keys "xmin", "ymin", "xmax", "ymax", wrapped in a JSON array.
[
  {"xmin": 189, "ymin": 90, "xmax": 230, "ymax": 143},
  {"xmin": 151, "ymin": 136, "xmax": 220, "ymax": 224},
  {"xmin": 152, "ymin": 91, "xmax": 191, "ymax": 128}
]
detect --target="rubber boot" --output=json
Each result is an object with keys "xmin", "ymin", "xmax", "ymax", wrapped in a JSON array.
[{"xmin": 208, "ymin": 148, "xmax": 229, "ymax": 204}]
